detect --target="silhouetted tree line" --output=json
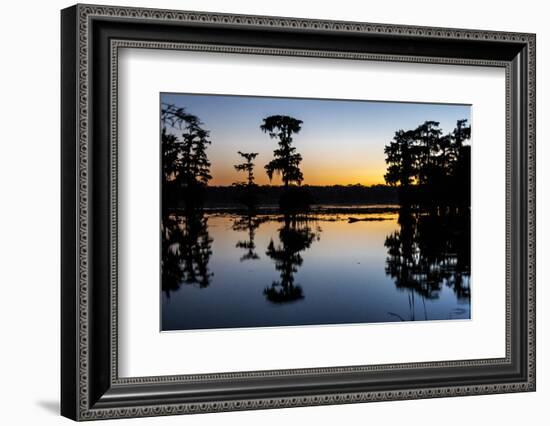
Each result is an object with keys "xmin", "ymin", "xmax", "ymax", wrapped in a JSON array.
[
  {"xmin": 161, "ymin": 103, "xmax": 472, "ymax": 309},
  {"xmin": 162, "ymin": 107, "xmax": 314, "ymax": 211},
  {"xmin": 384, "ymin": 119, "xmax": 471, "ymax": 207},
  {"xmin": 175, "ymin": 184, "xmax": 397, "ymax": 209},
  {"xmin": 162, "ymin": 104, "xmax": 471, "ymax": 212},
  {"xmin": 161, "ymin": 103, "xmax": 212, "ymax": 210}
]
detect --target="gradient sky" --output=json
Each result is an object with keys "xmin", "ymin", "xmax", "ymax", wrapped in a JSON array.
[{"xmin": 161, "ymin": 93, "xmax": 471, "ymax": 186}]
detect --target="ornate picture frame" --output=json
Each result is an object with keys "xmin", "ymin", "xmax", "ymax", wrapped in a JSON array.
[{"xmin": 61, "ymin": 4, "xmax": 535, "ymax": 421}]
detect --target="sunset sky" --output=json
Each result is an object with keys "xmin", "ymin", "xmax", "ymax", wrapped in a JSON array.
[{"xmin": 160, "ymin": 93, "xmax": 471, "ymax": 186}]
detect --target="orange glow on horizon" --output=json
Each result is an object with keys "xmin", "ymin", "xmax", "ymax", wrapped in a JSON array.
[{"xmin": 209, "ymin": 165, "xmax": 387, "ymax": 187}]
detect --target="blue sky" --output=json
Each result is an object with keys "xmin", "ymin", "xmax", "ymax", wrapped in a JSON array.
[{"xmin": 161, "ymin": 93, "xmax": 471, "ymax": 186}]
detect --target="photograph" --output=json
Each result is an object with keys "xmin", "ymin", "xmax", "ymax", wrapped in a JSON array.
[
  {"xmin": 56, "ymin": 3, "xmax": 536, "ymax": 421},
  {"xmin": 160, "ymin": 93, "xmax": 472, "ymax": 331}
]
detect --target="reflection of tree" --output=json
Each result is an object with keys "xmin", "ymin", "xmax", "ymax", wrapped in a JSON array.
[
  {"xmin": 161, "ymin": 208, "xmax": 213, "ymax": 295},
  {"xmin": 232, "ymin": 214, "xmax": 267, "ymax": 261},
  {"xmin": 384, "ymin": 206, "xmax": 470, "ymax": 319},
  {"xmin": 383, "ymin": 117, "xmax": 472, "ymax": 320},
  {"xmin": 264, "ymin": 215, "xmax": 320, "ymax": 303},
  {"xmin": 161, "ymin": 104, "xmax": 214, "ymax": 296}
]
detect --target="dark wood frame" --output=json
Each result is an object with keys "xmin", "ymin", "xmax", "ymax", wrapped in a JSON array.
[{"xmin": 61, "ymin": 4, "xmax": 536, "ymax": 421}]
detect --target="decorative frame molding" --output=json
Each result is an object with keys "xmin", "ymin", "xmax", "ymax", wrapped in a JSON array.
[{"xmin": 61, "ymin": 4, "xmax": 535, "ymax": 421}]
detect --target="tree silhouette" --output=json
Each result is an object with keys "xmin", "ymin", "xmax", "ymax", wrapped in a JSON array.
[
  {"xmin": 233, "ymin": 151, "xmax": 260, "ymax": 208},
  {"xmin": 161, "ymin": 103, "xmax": 212, "ymax": 208},
  {"xmin": 437, "ymin": 133, "xmax": 454, "ymax": 172},
  {"xmin": 415, "ymin": 121, "xmax": 443, "ymax": 185},
  {"xmin": 452, "ymin": 119, "xmax": 471, "ymax": 148},
  {"xmin": 234, "ymin": 151, "xmax": 259, "ymax": 186},
  {"xmin": 384, "ymin": 129, "xmax": 416, "ymax": 188},
  {"xmin": 384, "ymin": 119, "xmax": 471, "ymax": 207},
  {"xmin": 261, "ymin": 115, "xmax": 304, "ymax": 188},
  {"xmin": 450, "ymin": 119, "xmax": 472, "ymax": 207}
]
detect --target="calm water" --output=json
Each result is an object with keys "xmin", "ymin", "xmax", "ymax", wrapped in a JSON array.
[{"xmin": 161, "ymin": 207, "xmax": 471, "ymax": 331}]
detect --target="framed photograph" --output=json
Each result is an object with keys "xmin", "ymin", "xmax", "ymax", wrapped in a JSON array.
[{"xmin": 61, "ymin": 4, "xmax": 536, "ymax": 421}]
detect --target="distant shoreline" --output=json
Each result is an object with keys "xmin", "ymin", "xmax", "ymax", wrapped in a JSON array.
[
  {"xmin": 163, "ymin": 184, "xmax": 399, "ymax": 210},
  {"xmin": 167, "ymin": 203, "xmax": 400, "ymax": 216}
]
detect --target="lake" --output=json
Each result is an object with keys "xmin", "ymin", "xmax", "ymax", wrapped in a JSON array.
[{"xmin": 161, "ymin": 206, "xmax": 471, "ymax": 331}]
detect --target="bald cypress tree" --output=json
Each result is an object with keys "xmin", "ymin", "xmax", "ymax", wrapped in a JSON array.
[
  {"xmin": 261, "ymin": 115, "xmax": 304, "ymax": 188},
  {"xmin": 161, "ymin": 103, "xmax": 212, "ymax": 208},
  {"xmin": 233, "ymin": 151, "xmax": 260, "ymax": 208},
  {"xmin": 384, "ymin": 118, "xmax": 471, "ymax": 207},
  {"xmin": 234, "ymin": 151, "xmax": 259, "ymax": 187}
]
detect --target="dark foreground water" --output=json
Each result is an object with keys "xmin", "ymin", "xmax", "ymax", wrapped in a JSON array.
[{"xmin": 161, "ymin": 207, "xmax": 470, "ymax": 331}]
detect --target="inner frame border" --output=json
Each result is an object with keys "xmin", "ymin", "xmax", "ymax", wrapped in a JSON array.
[{"xmin": 111, "ymin": 40, "xmax": 511, "ymax": 383}]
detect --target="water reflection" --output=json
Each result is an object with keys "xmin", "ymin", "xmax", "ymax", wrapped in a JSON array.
[
  {"xmin": 384, "ymin": 206, "xmax": 470, "ymax": 320},
  {"xmin": 232, "ymin": 213, "xmax": 266, "ymax": 261},
  {"xmin": 263, "ymin": 214, "xmax": 320, "ymax": 303},
  {"xmin": 161, "ymin": 208, "xmax": 213, "ymax": 294},
  {"xmin": 161, "ymin": 207, "xmax": 470, "ymax": 328}
]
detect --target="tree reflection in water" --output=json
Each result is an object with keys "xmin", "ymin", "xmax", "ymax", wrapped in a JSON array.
[
  {"xmin": 232, "ymin": 213, "xmax": 267, "ymax": 262},
  {"xmin": 384, "ymin": 205, "xmax": 470, "ymax": 320},
  {"xmin": 161, "ymin": 208, "xmax": 213, "ymax": 295},
  {"xmin": 264, "ymin": 214, "xmax": 320, "ymax": 303}
]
